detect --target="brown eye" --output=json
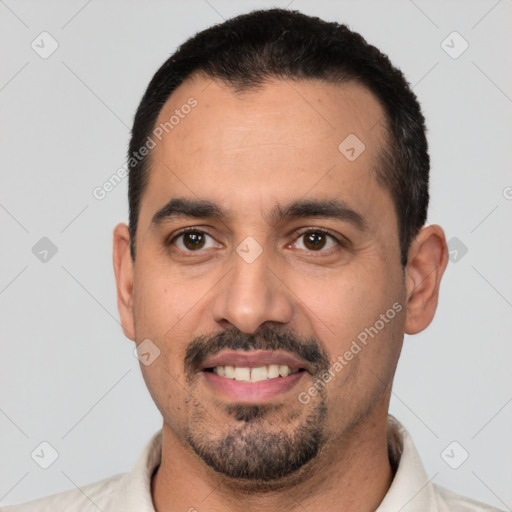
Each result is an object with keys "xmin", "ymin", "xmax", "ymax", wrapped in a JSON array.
[
  {"xmin": 303, "ymin": 231, "xmax": 327, "ymax": 250},
  {"xmin": 182, "ymin": 231, "xmax": 206, "ymax": 250},
  {"xmin": 170, "ymin": 230, "xmax": 219, "ymax": 252},
  {"xmin": 293, "ymin": 229, "xmax": 340, "ymax": 252}
]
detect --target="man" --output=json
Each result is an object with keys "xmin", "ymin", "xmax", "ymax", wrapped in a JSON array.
[{"xmin": 3, "ymin": 8, "xmax": 502, "ymax": 512}]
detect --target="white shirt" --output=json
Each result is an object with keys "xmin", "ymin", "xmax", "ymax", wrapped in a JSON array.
[{"xmin": 2, "ymin": 415, "xmax": 502, "ymax": 512}]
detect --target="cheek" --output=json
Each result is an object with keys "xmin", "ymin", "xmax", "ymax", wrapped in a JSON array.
[
  {"xmin": 133, "ymin": 263, "xmax": 201, "ymax": 341},
  {"xmin": 306, "ymin": 277, "xmax": 405, "ymax": 424},
  {"xmin": 304, "ymin": 273, "xmax": 387, "ymax": 337},
  {"xmin": 133, "ymin": 274, "xmax": 195, "ymax": 421},
  {"xmin": 300, "ymin": 263, "xmax": 404, "ymax": 370}
]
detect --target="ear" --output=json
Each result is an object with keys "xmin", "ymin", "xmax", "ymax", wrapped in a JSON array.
[
  {"xmin": 113, "ymin": 223, "xmax": 136, "ymax": 341},
  {"xmin": 404, "ymin": 224, "xmax": 449, "ymax": 335}
]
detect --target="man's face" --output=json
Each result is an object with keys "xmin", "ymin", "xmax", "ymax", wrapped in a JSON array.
[{"xmin": 127, "ymin": 75, "xmax": 407, "ymax": 482}]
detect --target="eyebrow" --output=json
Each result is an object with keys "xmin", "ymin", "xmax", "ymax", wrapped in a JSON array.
[{"xmin": 151, "ymin": 197, "xmax": 368, "ymax": 232}]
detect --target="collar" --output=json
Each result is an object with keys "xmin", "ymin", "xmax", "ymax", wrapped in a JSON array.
[{"xmin": 377, "ymin": 414, "xmax": 439, "ymax": 511}]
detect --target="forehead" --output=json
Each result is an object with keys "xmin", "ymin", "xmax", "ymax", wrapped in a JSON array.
[
  {"xmin": 154, "ymin": 73, "xmax": 387, "ymax": 158},
  {"xmin": 141, "ymin": 74, "xmax": 393, "ymax": 230}
]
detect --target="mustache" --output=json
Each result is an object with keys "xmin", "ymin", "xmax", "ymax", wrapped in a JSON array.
[{"xmin": 184, "ymin": 324, "xmax": 330, "ymax": 379}]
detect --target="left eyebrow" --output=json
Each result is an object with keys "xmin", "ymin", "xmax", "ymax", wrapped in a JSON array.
[
  {"xmin": 151, "ymin": 197, "xmax": 369, "ymax": 232},
  {"xmin": 266, "ymin": 198, "xmax": 369, "ymax": 232}
]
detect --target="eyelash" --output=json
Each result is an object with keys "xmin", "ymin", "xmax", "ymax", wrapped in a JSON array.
[{"xmin": 168, "ymin": 227, "xmax": 346, "ymax": 254}]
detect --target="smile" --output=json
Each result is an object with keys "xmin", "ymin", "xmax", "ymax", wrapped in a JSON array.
[
  {"xmin": 206, "ymin": 364, "xmax": 301, "ymax": 382},
  {"xmin": 201, "ymin": 350, "xmax": 309, "ymax": 402}
]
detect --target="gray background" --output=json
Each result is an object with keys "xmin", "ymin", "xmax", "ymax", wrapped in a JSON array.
[{"xmin": 1, "ymin": 0, "xmax": 511, "ymax": 508}]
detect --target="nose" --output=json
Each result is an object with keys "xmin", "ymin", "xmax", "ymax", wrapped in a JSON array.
[{"xmin": 210, "ymin": 244, "xmax": 294, "ymax": 334}]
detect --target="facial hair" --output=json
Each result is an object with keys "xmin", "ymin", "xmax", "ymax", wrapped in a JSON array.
[{"xmin": 182, "ymin": 324, "xmax": 330, "ymax": 482}]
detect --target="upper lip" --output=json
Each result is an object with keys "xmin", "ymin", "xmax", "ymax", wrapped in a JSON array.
[{"xmin": 201, "ymin": 350, "xmax": 311, "ymax": 372}]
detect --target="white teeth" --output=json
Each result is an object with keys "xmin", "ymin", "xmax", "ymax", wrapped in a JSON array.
[
  {"xmin": 233, "ymin": 367, "xmax": 251, "ymax": 381},
  {"xmin": 250, "ymin": 366, "xmax": 268, "ymax": 382},
  {"xmin": 279, "ymin": 365, "xmax": 290, "ymax": 377},
  {"xmin": 211, "ymin": 364, "xmax": 299, "ymax": 382},
  {"xmin": 267, "ymin": 364, "xmax": 280, "ymax": 379},
  {"xmin": 224, "ymin": 365, "xmax": 235, "ymax": 378}
]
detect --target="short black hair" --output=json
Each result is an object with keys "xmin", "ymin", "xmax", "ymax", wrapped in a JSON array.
[{"xmin": 128, "ymin": 8, "xmax": 429, "ymax": 266}]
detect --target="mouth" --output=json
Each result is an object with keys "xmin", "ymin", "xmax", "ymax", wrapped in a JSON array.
[
  {"xmin": 200, "ymin": 350, "xmax": 310, "ymax": 403},
  {"xmin": 204, "ymin": 364, "xmax": 302, "ymax": 381}
]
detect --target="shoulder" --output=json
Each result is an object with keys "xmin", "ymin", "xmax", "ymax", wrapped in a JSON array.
[
  {"xmin": 433, "ymin": 484, "xmax": 505, "ymax": 512},
  {"xmin": 2, "ymin": 429, "xmax": 163, "ymax": 512},
  {"xmin": 1, "ymin": 473, "xmax": 124, "ymax": 512}
]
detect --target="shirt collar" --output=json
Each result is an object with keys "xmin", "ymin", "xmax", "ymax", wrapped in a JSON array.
[
  {"xmin": 109, "ymin": 415, "xmax": 438, "ymax": 511},
  {"xmin": 377, "ymin": 414, "xmax": 438, "ymax": 511},
  {"xmin": 108, "ymin": 429, "xmax": 162, "ymax": 511}
]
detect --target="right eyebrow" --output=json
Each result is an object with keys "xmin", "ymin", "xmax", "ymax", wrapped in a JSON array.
[{"xmin": 151, "ymin": 198, "xmax": 226, "ymax": 226}]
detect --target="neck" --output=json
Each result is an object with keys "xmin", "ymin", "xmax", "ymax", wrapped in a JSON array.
[{"xmin": 152, "ymin": 408, "xmax": 394, "ymax": 512}]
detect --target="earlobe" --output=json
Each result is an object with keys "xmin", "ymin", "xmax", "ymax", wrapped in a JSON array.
[
  {"xmin": 113, "ymin": 223, "xmax": 136, "ymax": 341},
  {"xmin": 404, "ymin": 225, "xmax": 449, "ymax": 335}
]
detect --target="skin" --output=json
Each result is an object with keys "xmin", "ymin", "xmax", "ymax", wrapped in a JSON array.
[{"xmin": 113, "ymin": 74, "xmax": 448, "ymax": 512}]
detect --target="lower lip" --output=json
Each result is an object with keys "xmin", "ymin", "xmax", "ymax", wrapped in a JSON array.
[{"xmin": 203, "ymin": 371, "xmax": 306, "ymax": 402}]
